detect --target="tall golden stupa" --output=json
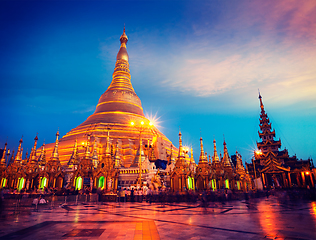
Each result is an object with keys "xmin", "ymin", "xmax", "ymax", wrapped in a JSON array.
[{"xmin": 41, "ymin": 28, "xmax": 175, "ymax": 166}]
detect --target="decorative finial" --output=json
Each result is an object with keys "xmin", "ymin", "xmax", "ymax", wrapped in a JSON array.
[
  {"xmin": 258, "ymin": 90, "xmax": 264, "ymax": 110},
  {"xmin": 120, "ymin": 26, "xmax": 128, "ymax": 45}
]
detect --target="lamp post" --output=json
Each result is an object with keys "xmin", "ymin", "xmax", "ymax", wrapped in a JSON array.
[{"xmin": 130, "ymin": 120, "xmax": 153, "ymax": 186}]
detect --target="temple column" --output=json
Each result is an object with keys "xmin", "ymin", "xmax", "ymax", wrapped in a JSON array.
[
  {"xmin": 282, "ymin": 173, "xmax": 287, "ymax": 188},
  {"xmin": 38, "ymin": 177, "xmax": 42, "ymax": 189},
  {"xmin": 301, "ymin": 172, "xmax": 306, "ymax": 187},
  {"xmin": 26, "ymin": 179, "xmax": 30, "ymax": 190},
  {"xmin": 170, "ymin": 178, "xmax": 173, "ymax": 190},
  {"xmin": 261, "ymin": 173, "xmax": 266, "ymax": 188},
  {"xmin": 288, "ymin": 173, "xmax": 292, "ymax": 188},
  {"xmin": 310, "ymin": 173, "xmax": 314, "ymax": 188},
  {"xmin": 95, "ymin": 177, "xmax": 98, "ymax": 188},
  {"xmin": 296, "ymin": 173, "xmax": 301, "ymax": 187}
]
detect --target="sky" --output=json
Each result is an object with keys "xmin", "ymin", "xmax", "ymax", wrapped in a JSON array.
[{"xmin": 0, "ymin": 0, "xmax": 316, "ymax": 164}]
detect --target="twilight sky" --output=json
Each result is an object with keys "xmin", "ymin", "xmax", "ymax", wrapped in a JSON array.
[{"xmin": 1, "ymin": 0, "xmax": 315, "ymax": 164}]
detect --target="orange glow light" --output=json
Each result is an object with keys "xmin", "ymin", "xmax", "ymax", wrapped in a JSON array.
[
  {"xmin": 305, "ymin": 171, "xmax": 310, "ymax": 175},
  {"xmin": 141, "ymin": 121, "xmax": 144, "ymax": 125},
  {"xmin": 130, "ymin": 122, "xmax": 135, "ymax": 126}
]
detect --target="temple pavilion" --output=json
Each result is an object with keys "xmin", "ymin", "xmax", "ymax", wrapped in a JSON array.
[{"xmin": 246, "ymin": 93, "xmax": 315, "ymax": 189}]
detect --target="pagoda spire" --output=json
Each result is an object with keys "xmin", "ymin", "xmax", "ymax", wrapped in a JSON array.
[
  {"xmin": 178, "ymin": 130, "xmax": 183, "ymax": 157},
  {"xmin": 236, "ymin": 151, "xmax": 245, "ymax": 172},
  {"xmin": 190, "ymin": 147, "xmax": 194, "ymax": 164},
  {"xmin": 84, "ymin": 133, "xmax": 91, "ymax": 159},
  {"xmin": 199, "ymin": 137, "xmax": 207, "ymax": 163},
  {"xmin": 222, "ymin": 139, "xmax": 232, "ymax": 168},
  {"xmin": 257, "ymin": 93, "xmax": 281, "ymax": 154},
  {"xmin": 69, "ymin": 138, "xmax": 80, "ymax": 167},
  {"xmin": 38, "ymin": 141, "xmax": 46, "ymax": 168},
  {"xmin": 14, "ymin": 137, "xmax": 23, "ymax": 164},
  {"xmin": 212, "ymin": 139, "xmax": 220, "ymax": 164},
  {"xmin": 51, "ymin": 130, "xmax": 60, "ymax": 160},
  {"xmin": 8, "ymin": 150, "xmax": 14, "ymax": 165},
  {"xmin": 0, "ymin": 143, "xmax": 7, "ymax": 168},
  {"xmin": 259, "ymin": 91, "xmax": 264, "ymax": 112},
  {"xmin": 29, "ymin": 135, "xmax": 38, "ymax": 164}
]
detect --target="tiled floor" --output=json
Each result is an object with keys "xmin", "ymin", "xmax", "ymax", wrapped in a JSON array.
[{"xmin": 0, "ymin": 196, "xmax": 315, "ymax": 239}]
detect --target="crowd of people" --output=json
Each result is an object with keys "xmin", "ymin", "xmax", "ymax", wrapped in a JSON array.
[{"xmin": 0, "ymin": 185, "xmax": 315, "ymax": 207}]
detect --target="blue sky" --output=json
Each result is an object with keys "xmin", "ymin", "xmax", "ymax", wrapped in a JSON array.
[{"xmin": 1, "ymin": 0, "xmax": 315, "ymax": 164}]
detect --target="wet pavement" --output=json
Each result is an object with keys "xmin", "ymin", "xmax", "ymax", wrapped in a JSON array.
[{"xmin": 0, "ymin": 196, "xmax": 315, "ymax": 239}]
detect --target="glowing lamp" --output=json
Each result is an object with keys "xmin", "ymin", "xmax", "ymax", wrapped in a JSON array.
[
  {"xmin": 130, "ymin": 122, "xmax": 135, "ymax": 126},
  {"xmin": 149, "ymin": 122, "xmax": 153, "ymax": 126},
  {"xmin": 141, "ymin": 121, "xmax": 144, "ymax": 125},
  {"xmin": 255, "ymin": 150, "xmax": 262, "ymax": 155},
  {"xmin": 305, "ymin": 171, "xmax": 310, "ymax": 175}
]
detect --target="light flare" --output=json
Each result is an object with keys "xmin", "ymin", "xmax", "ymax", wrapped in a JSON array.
[{"xmin": 145, "ymin": 112, "xmax": 162, "ymax": 130}]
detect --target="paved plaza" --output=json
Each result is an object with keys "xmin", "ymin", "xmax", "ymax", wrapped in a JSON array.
[{"xmin": 0, "ymin": 196, "xmax": 315, "ymax": 239}]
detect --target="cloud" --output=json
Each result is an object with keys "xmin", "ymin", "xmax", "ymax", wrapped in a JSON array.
[
  {"xmin": 96, "ymin": 0, "xmax": 316, "ymax": 111},
  {"xmin": 154, "ymin": 1, "xmax": 316, "ymax": 108}
]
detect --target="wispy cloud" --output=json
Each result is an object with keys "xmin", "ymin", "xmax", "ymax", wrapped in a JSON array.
[{"xmin": 147, "ymin": 1, "xmax": 316, "ymax": 108}]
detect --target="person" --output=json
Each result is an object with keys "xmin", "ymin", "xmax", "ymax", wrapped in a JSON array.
[
  {"xmin": 39, "ymin": 195, "xmax": 47, "ymax": 204},
  {"xmin": 131, "ymin": 188, "xmax": 135, "ymax": 202},
  {"xmin": 138, "ymin": 188, "xmax": 143, "ymax": 202},
  {"xmin": 134, "ymin": 188, "xmax": 139, "ymax": 202},
  {"xmin": 121, "ymin": 188, "xmax": 126, "ymax": 202},
  {"xmin": 32, "ymin": 197, "xmax": 39, "ymax": 205}
]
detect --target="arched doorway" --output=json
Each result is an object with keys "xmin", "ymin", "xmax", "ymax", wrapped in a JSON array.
[
  {"xmin": 0, "ymin": 178, "xmax": 7, "ymax": 188},
  {"xmin": 56, "ymin": 175, "xmax": 63, "ymax": 189},
  {"xmin": 187, "ymin": 176, "xmax": 194, "ymax": 190},
  {"xmin": 41, "ymin": 177, "xmax": 48, "ymax": 189},
  {"xmin": 196, "ymin": 176, "xmax": 204, "ymax": 190},
  {"xmin": 18, "ymin": 177, "xmax": 25, "ymax": 191},
  {"xmin": 224, "ymin": 179, "xmax": 230, "ymax": 189},
  {"xmin": 98, "ymin": 176, "xmax": 105, "ymax": 189},
  {"xmin": 75, "ymin": 176, "xmax": 82, "ymax": 190}
]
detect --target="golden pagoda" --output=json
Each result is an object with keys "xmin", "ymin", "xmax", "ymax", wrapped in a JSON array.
[
  {"xmin": 39, "ymin": 28, "xmax": 174, "ymax": 167},
  {"xmin": 195, "ymin": 137, "xmax": 210, "ymax": 190}
]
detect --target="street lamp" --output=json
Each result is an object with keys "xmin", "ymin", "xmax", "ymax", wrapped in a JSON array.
[{"xmin": 130, "ymin": 120, "xmax": 154, "ymax": 186}]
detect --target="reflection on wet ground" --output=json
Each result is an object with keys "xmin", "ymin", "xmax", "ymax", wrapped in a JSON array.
[{"xmin": 0, "ymin": 196, "xmax": 315, "ymax": 239}]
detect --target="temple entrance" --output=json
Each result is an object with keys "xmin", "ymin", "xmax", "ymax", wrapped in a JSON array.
[
  {"xmin": 187, "ymin": 176, "xmax": 194, "ymax": 190},
  {"xmin": 0, "ymin": 178, "xmax": 7, "ymax": 188},
  {"xmin": 211, "ymin": 179, "xmax": 216, "ymax": 190},
  {"xmin": 196, "ymin": 176, "xmax": 204, "ymax": 190},
  {"xmin": 265, "ymin": 173, "xmax": 284, "ymax": 188},
  {"xmin": 75, "ymin": 176, "xmax": 82, "ymax": 190},
  {"xmin": 40, "ymin": 177, "xmax": 48, "ymax": 189},
  {"xmin": 56, "ymin": 175, "xmax": 63, "ymax": 189},
  {"xmin": 98, "ymin": 176, "xmax": 105, "ymax": 189},
  {"xmin": 18, "ymin": 177, "xmax": 25, "ymax": 191},
  {"xmin": 224, "ymin": 179, "xmax": 230, "ymax": 189}
]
